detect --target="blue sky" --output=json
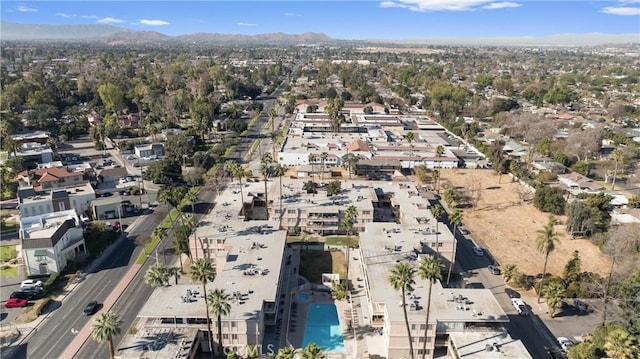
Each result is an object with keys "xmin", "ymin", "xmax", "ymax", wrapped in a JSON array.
[{"xmin": 2, "ymin": 1, "xmax": 639, "ymax": 39}]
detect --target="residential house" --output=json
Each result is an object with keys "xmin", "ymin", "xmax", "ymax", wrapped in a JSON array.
[
  {"xmin": 9, "ymin": 142, "xmax": 54, "ymax": 170},
  {"xmin": 134, "ymin": 143, "xmax": 164, "ymax": 159},
  {"xmin": 17, "ymin": 166, "xmax": 86, "ymax": 191},
  {"xmin": 97, "ymin": 167, "xmax": 129, "ymax": 183},
  {"xmin": 20, "ymin": 210, "xmax": 87, "ymax": 276},
  {"xmin": 17, "ymin": 183, "xmax": 96, "ymax": 218}
]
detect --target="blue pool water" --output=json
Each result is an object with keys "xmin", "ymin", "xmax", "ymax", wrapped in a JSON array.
[
  {"xmin": 302, "ymin": 304, "xmax": 345, "ymax": 353},
  {"xmin": 297, "ymin": 293, "xmax": 310, "ymax": 302}
]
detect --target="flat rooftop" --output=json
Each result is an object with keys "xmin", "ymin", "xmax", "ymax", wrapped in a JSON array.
[
  {"xmin": 449, "ymin": 331, "xmax": 532, "ymax": 359},
  {"xmin": 20, "ymin": 182, "xmax": 94, "ymax": 205},
  {"xmin": 117, "ymin": 326, "xmax": 199, "ymax": 359},
  {"xmin": 20, "ymin": 209, "xmax": 78, "ymax": 239}
]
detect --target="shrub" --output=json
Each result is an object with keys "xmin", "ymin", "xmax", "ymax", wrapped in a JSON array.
[
  {"xmin": 43, "ymin": 273, "xmax": 59, "ymax": 291},
  {"xmin": 513, "ymin": 273, "xmax": 534, "ymax": 290},
  {"xmin": 533, "ymin": 184, "xmax": 566, "ymax": 215}
]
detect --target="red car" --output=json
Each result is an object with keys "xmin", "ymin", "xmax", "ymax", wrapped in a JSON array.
[{"xmin": 4, "ymin": 298, "xmax": 28, "ymax": 308}]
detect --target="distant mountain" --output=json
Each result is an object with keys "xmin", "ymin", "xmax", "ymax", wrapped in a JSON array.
[
  {"xmin": 176, "ymin": 31, "xmax": 334, "ymax": 45},
  {"xmin": 1, "ymin": 21, "xmax": 129, "ymax": 40},
  {"xmin": 371, "ymin": 33, "xmax": 640, "ymax": 47}
]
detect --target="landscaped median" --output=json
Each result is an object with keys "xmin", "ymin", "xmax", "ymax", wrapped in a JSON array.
[{"xmin": 135, "ymin": 208, "xmax": 180, "ymax": 264}]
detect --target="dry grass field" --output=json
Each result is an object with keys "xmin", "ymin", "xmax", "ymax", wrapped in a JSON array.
[{"xmin": 438, "ymin": 169, "xmax": 611, "ymax": 277}]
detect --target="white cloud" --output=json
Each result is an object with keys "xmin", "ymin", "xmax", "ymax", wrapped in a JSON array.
[
  {"xmin": 97, "ymin": 17, "xmax": 125, "ymax": 24},
  {"xmin": 56, "ymin": 13, "xmax": 74, "ymax": 18},
  {"xmin": 284, "ymin": 12, "xmax": 302, "ymax": 16},
  {"xmin": 81, "ymin": 15, "xmax": 99, "ymax": 19},
  {"xmin": 237, "ymin": 22, "xmax": 257, "ymax": 26},
  {"xmin": 16, "ymin": 4, "xmax": 37, "ymax": 12},
  {"xmin": 378, "ymin": 0, "xmax": 527, "ymax": 11},
  {"xmin": 139, "ymin": 19, "xmax": 170, "ymax": 26},
  {"xmin": 601, "ymin": 6, "xmax": 640, "ymax": 15},
  {"xmin": 483, "ymin": 2, "xmax": 521, "ymax": 9}
]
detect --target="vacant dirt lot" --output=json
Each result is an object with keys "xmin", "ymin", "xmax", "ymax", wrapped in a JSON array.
[{"xmin": 438, "ymin": 169, "xmax": 611, "ymax": 277}]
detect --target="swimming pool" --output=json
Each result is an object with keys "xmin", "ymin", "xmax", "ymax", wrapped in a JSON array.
[
  {"xmin": 302, "ymin": 304, "xmax": 345, "ymax": 353},
  {"xmin": 297, "ymin": 293, "xmax": 310, "ymax": 302}
]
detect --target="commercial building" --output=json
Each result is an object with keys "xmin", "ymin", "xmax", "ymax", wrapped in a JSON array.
[
  {"xmin": 91, "ymin": 196, "xmax": 125, "ymax": 220},
  {"xmin": 20, "ymin": 210, "xmax": 86, "ymax": 276}
]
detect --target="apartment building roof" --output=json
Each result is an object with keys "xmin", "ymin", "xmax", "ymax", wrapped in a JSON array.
[
  {"xmin": 449, "ymin": 331, "xmax": 532, "ymax": 358},
  {"xmin": 18, "ymin": 182, "xmax": 94, "ymax": 205},
  {"xmin": 20, "ymin": 210, "xmax": 80, "ymax": 248}
]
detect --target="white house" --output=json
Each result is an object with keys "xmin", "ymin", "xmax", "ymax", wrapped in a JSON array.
[
  {"xmin": 134, "ymin": 143, "xmax": 164, "ymax": 159},
  {"xmin": 20, "ymin": 210, "xmax": 87, "ymax": 276}
]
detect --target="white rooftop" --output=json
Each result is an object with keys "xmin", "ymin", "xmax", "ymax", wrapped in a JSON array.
[
  {"xmin": 20, "ymin": 209, "xmax": 79, "ymax": 239},
  {"xmin": 449, "ymin": 331, "xmax": 533, "ymax": 358}
]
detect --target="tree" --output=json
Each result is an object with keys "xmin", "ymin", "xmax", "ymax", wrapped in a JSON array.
[
  {"xmin": 342, "ymin": 153, "xmax": 359, "ymax": 180},
  {"xmin": 610, "ymin": 149, "xmax": 625, "ymax": 191},
  {"xmin": 207, "ymin": 288, "xmax": 231, "ymax": 355},
  {"xmin": 603, "ymin": 325, "xmax": 639, "ymax": 359},
  {"xmin": 275, "ymin": 345, "xmax": 296, "ymax": 359},
  {"xmin": 563, "ymin": 251, "xmax": 582, "ymax": 285},
  {"xmin": 544, "ymin": 281, "xmax": 566, "ymax": 318},
  {"xmin": 431, "ymin": 169, "xmax": 440, "ymax": 193},
  {"xmin": 225, "ymin": 160, "xmax": 246, "ymax": 215},
  {"xmin": 273, "ymin": 163, "xmax": 286, "ymax": 221},
  {"xmin": 168, "ymin": 266, "xmax": 181, "ymax": 285},
  {"xmin": 91, "ymin": 312, "xmax": 122, "ymax": 359},
  {"xmin": 388, "ymin": 262, "xmax": 417, "ymax": 359},
  {"xmin": 97, "ymin": 83, "xmax": 125, "ymax": 118},
  {"xmin": 326, "ymin": 180, "xmax": 341, "ymax": 196},
  {"xmin": 417, "ymin": 256, "xmax": 442, "ymax": 359},
  {"xmin": 320, "ymin": 151, "xmax": 328, "ymax": 183},
  {"xmin": 184, "ymin": 189, "xmax": 199, "ymax": 213},
  {"xmin": 190, "ymin": 258, "xmax": 216, "ymax": 358},
  {"xmin": 430, "ymin": 204, "xmax": 444, "ymax": 256},
  {"xmin": 158, "ymin": 186, "xmax": 187, "ymax": 221},
  {"xmin": 447, "ymin": 209, "xmax": 463, "ymax": 283},
  {"xmin": 502, "ymin": 264, "xmax": 518, "ymax": 283},
  {"xmin": 442, "ymin": 186, "xmax": 456, "ymax": 208},
  {"xmin": 303, "ymin": 180, "xmax": 317, "ymax": 194},
  {"xmin": 341, "ymin": 205, "xmax": 357, "ymax": 290},
  {"xmin": 260, "ymin": 153, "xmax": 273, "ymax": 219},
  {"xmin": 533, "ymin": 185, "xmax": 566, "ymax": 215},
  {"xmin": 406, "ymin": 131, "xmax": 415, "ymax": 165},
  {"xmin": 299, "ymin": 343, "xmax": 325, "ymax": 359},
  {"xmin": 308, "ymin": 153, "xmax": 317, "ymax": 185},
  {"xmin": 144, "ymin": 263, "xmax": 169, "ymax": 287},
  {"xmin": 175, "ymin": 223, "xmax": 192, "ymax": 264},
  {"xmin": 536, "ymin": 216, "xmax": 560, "ymax": 303}
]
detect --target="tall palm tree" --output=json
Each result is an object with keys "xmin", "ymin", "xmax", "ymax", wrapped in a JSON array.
[
  {"xmin": 429, "ymin": 204, "xmax": 444, "ymax": 256},
  {"xmin": 168, "ymin": 266, "xmax": 181, "ymax": 285},
  {"xmin": 269, "ymin": 131, "xmax": 279, "ymax": 160},
  {"xmin": 544, "ymin": 281, "xmax": 566, "ymax": 318},
  {"xmin": 153, "ymin": 226, "xmax": 169, "ymax": 265},
  {"xmin": 536, "ymin": 216, "xmax": 560, "ymax": 303},
  {"xmin": 190, "ymin": 258, "xmax": 216, "ymax": 358},
  {"xmin": 158, "ymin": 186, "xmax": 187, "ymax": 221},
  {"xmin": 431, "ymin": 169, "xmax": 440, "ymax": 193},
  {"xmin": 275, "ymin": 345, "xmax": 296, "ymax": 359},
  {"xmin": 388, "ymin": 262, "xmax": 417, "ymax": 359},
  {"xmin": 91, "ymin": 312, "xmax": 122, "ymax": 359},
  {"xmin": 260, "ymin": 153, "xmax": 273, "ymax": 219},
  {"xmin": 273, "ymin": 163, "xmax": 286, "ymax": 222},
  {"xmin": 184, "ymin": 189, "xmax": 199, "ymax": 213},
  {"xmin": 406, "ymin": 131, "xmax": 415, "ymax": 167},
  {"xmin": 442, "ymin": 186, "xmax": 456, "ymax": 208},
  {"xmin": 342, "ymin": 153, "xmax": 359, "ymax": 180},
  {"xmin": 207, "ymin": 288, "xmax": 231, "ymax": 356},
  {"xmin": 320, "ymin": 151, "xmax": 328, "ymax": 183},
  {"xmin": 435, "ymin": 145, "xmax": 445, "ymax": 169},
  {"xmin": 308, "ymin": 153, "xmax": 317, "ymax": 184},
  {"xmin": 447, "ymin": 209, "xmax": 463, "ymax": 284},
  {"xmin": 417, "ymin": 256, "xmax": 442, "ymax": 359},
  {"xmin": 299, "ymin": 342, "xmax": 325, "ymax": 359},
  {"xmin": 610, "ymin": 149, "xmax": 624, "ymax": 191},
  {"xmin": 225, "ymin": 161, "xmax": 246, "ymax": 214},
  {"xmin": 144, "ymin": 263, "xmax": 169, "ymax": 287},
  {"xmin": 340, "ymin": 205, "xmax": 357, "ymax": 290}
]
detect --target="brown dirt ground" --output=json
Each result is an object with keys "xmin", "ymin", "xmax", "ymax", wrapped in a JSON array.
[{"xmin": 437, "ymin": 169, "xmax": 611, "ymax": 278}]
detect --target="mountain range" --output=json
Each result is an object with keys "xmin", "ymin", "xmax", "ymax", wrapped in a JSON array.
[{"xmin": 1, "ymin": 21, "xmax": 638, "ymax": 47}]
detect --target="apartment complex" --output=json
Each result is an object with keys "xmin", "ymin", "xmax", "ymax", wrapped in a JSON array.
[
  {"xmin": 20, "ymin": 210, "xmax": 86, "ymax": 276},
  {"xmin": 17, "ymin": 183, "xmax": 96, "ymax": 218}
]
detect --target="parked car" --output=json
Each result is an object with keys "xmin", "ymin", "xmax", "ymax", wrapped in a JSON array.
[
  {"xmin": 473, "ymin": 246, "xmax": 484, "ymax": 256},
  {"xmin": 557, "ymin": 337, "xmax": 575, "ymax": 352},
  {"xmin": 83, "ymin": 301, "xmax": 99, "ymax": 315},
  {"xmin": 511, "ymin": 298, "xmax": 529, "ymax": 316},
  {"xmin": 10, "ymin": 291, "xmax": 39, "ymax": 300},
  {"xmin": 459, "ymin": 225, "xmax": 469, "ymax": 235},
  {"xmin": 4, "ymin": 298, "xmax": 28, "ymax": 308},
  {"xmin": 21, "ymin": 279, "xmax": 43, "ymax": 289},
  {"xmin": 488, "ymin": 265, "xmax": 501, "ymax": 275},
  {"xmin": 80, "ymin": 214, "xmax": 90, "ymax": 223}
]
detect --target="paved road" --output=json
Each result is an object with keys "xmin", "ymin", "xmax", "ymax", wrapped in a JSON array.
[
  {"xmin": 2, "ymin": 206, "xmax": 166, "ymax": 359},
  {"xmin": 453, "ymin": 231, "xmax": 561, "ymax": 359}
]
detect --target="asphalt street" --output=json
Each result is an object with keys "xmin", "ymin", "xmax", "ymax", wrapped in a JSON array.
[{"xmin": 2, "ymin": 206, "xmax": 166, "ymax": 359}]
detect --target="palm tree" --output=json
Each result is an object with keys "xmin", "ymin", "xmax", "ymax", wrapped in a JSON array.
[
  {"xmin": 417, "ymin": 256, "xmax": 442, "ymax": 359},
  {"xmin": 431, "ymin": 169, "xmax": 440, "ymax": 193},
  {"xmin": 435, "ymin": 145, "xmax": 445, "ymax": 169},
  {"xmin": 158, "ymin": 186, "xmax": 187, "ymax": 221},
  {"xmin": 269, "ymin": 131, "xmax": 279, "ymax": 160},
  {"xmin": 536, "ymin": 216, "xmax": 560, "ymax": 303},
  {"xmin": 144, "ymin": 263, "xmax": 169, "ymax": 287},
  {"xmin": 273, "ymin": 163, "xmax": 286, "ymax": 222},
  {"xmin": 429, "ymin": 204, "xmax": 444, "ymax": 256},
  {"xmin": 153, "ymin": 226, "xmax": 169, "ymax": 264},
  {"xmin": 502, "ymin": 264, "xmax": 518, "ymax": 283},
  {"xmin": 388, "ymin": 262, "xmax": 417, "ymax": 359},
  {"xmin": 406, "ymin": 131, "xmax": 415, "ymax": 167},
  {"xmin": 544, "ymin": 281, "xmax": 566, "ymax": 318},
  {"xmin": 320, "ymin": 151, "xmax": 328, "ymax": 183},
  {"xmin": 91, "ymin": 312, "xmax": 122, "ymax": 359},
  {"xmin": 207, "ymin": 288, "xmax": 231, "ymax": 356},
  {"xmin": 184, "ymin": 189, "xmax": 199, "ymax": 213},
  {"xmin": 225, "ymin": 161, "xmax": 246, "ymax": 214},
  {"xmin": 610, "ymin": 149, "xmax": 624, "ymax": 191},
  {"xmin": 442, "ymin": 186, "xmax": 456, "ymax": 208},
  {"xmin": 168, "ymin": 266, "xmax": 181, "ymax": 285},
  {"xmin": 342, "ymin": 153, "xmax": 359, "ymax": 180},
  {"xmin": 275, "ymin": 345, "xmax": 296, "ymax": 359},
  {"xmin": 260, "ymin": 153, "xmax": 273, "ymax": 219},
  {"xmin": 173, "ymin": 233, "xmax": 190, "ymax": 272},
  {"xmin": 308, "ymin": 153, "xmax": 317, "ymax": 185},
  {"xmin": 299, "ymin": 343, "xmax": 325, "ymax": 359},
  {"xmin": 447, "ymin": 209, "xmax": 463, "ymax": 284},
  {"xmin": 190, "ymin": 258, "xmax": 216, "ymax": 358},
  {"xmin": 340, "ymin": 205, "xmax": 357, "ymax": 290}
]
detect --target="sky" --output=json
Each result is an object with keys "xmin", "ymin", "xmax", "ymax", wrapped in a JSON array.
[{"xmin": 1, "ymin": 1, "xmax": 639, "ymax": 40}]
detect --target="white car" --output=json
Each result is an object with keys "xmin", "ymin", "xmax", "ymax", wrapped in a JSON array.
[
  {"xmin": 511, "ymin": 298, "xmax": 529, "ymax": 316},
  {"xmin": 21, "ymin": 279, "xmax": 43, "ymax": 289},
  {"xmin": 473, "ymin": 246, "xmax": 484, "ymax": 256},
  {"xmin": 557, "ymin": 337, "xmax": 575, "ymax": 352},
  {"xmin": 80, "ymin": 214, "xmax": 90, "ymax": 223}
]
